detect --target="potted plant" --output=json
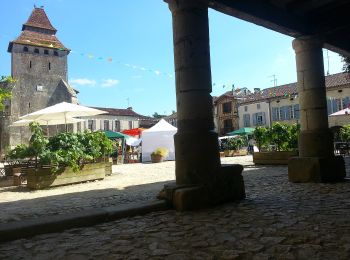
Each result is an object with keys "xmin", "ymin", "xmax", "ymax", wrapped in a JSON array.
[
  {"xmin": 6, "ymin": 122, "xmax": 114, "ymax": 189},
  {"xmin": 253, "ymin": 123, "xmax": 299, "ymax": 165},
  {"xmin": 151, "ymin": 147, "xmax": 169, "ymax": 163}
]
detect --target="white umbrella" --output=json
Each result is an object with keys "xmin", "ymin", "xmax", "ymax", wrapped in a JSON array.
[
  {"xmin": 330, "ymin": 108, "xmax": 350, "ymax": 116},
  {"xmin": 20, "ymin": 102, "xmax": 107, "ymax": 122},
  {"xmin": 10, "ymin": 117, "xmax": 85, "ymax": 127}
]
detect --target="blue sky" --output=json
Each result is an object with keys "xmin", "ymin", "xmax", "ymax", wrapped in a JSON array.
[{"xmin": 0, "ymin": 0, "xmax": 344, "ymax": 117}]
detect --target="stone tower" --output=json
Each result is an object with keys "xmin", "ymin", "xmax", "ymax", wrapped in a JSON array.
[{"xmin": 0, "ymin": 7, "xmax": 78, "ymax": 154}]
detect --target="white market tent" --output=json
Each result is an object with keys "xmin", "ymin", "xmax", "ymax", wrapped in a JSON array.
[{"xmin": 141, "ymin": 119, "xmax": 177, "ymax": 162}]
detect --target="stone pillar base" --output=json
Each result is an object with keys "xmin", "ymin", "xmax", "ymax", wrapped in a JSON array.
[
  {"xmin": 288, "ymin": 156, "xmax": 345, "ymax": 183},
  {"xmin": 159, "ymin": 164, "xmax": 245, "ymax": 211}
]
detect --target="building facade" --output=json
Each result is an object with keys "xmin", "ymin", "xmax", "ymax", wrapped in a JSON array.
[
  {"xmin": 0, "ymin": 7, "xmax": 77, "ymax": 153},
  {"xmin": 213, "ymin": 92, "xmax": 240, "ymax": 136},
  {"xmin": 78, "ymin": 107, "xmax": 143, "ymax": 132},
  {"xmin": 238, "ymin": 72, "xmax": 350, "ymax": 129}
]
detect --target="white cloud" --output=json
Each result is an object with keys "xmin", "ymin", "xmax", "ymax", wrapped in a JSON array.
[
  {"xmin": 70, "ymin": 78, "xmax": 96, "ymax": 87},
  {"xmin": 101, "ymin": 79, "xmax": 119, "ymax": 88}
]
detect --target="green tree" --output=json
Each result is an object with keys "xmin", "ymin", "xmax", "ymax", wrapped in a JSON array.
[
  {"xmin": 253, "ymin": 126, "xmax": 268, "ymax": 152},
  {"xmin": 268, "ymin": 122, "xmax": 289, "ymax": 151},
  {"xmin": 152, "ymin": 112, "xmax": 167, "ymax": 119},
  {"xmin": 341, "ymin": 55, "xmax": 350, "ymax": 72},
  {"xmin": 0, "ymin": 76, "xmax": 15, "ymax": 111},
  {"xmin": 286, "ymin": 123, "xmax": 300, "ymax": 151}
]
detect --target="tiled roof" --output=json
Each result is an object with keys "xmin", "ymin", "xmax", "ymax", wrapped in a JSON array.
[
  {"xmin": 8, "ymin": 8, "xmax": 68, "ymax": 51},
  {"xmin": 90, "ymin": 107, "xmax": 144, "ymax": 117},
  {"xmin": 239, "ymin": 72, "xmax": 350, "ymax": 104},
  {"xmin": 23, "ymin": 8, "xmax": 56, "ymax": 32},
  {"xmin": 10, "ymin": 30, "xmax": 67, "ymax": 50}
]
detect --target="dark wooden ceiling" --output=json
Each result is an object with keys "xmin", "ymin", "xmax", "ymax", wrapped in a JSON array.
[{"xmin": 209, "ymin": 0, "xmax": 350, "ymax": 56}]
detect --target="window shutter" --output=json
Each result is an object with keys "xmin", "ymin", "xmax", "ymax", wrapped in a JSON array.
[
  {"xmin": 332, "ymin": 99, "xmax": 338, "ymax": 113},
  {"xmin": 262, "ymin": 112, "xmax": 266, "ymax": 125},
  {"xmin": 294, "ymin": 104, "xmax": 300, "ymax": 119},
  {"xmin": 272, "ymin": 107, "xmax": 277, "ymax": 121},
  {"xmin": 327, "ymin": 99, "xmax": 331, "ymax": 115},
  {"xmin": 342, "ymin": 97, "xmax": 350, "ymax": 109},
  {"xmin": 252, "ymin": 113, "xmax": 257, "ymax": 126}
]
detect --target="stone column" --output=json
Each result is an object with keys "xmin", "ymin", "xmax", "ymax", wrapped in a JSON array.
[
  {"xmin": 168, "ymin": 0, "xmax": 220, "ymax": 185},
  {"xmin": 162, "ymin": 0, "xmax": 245, "ymax": 211},
  {"xmin": 288, "ymin": 36, "xmax": 345, "ymax": 182}
]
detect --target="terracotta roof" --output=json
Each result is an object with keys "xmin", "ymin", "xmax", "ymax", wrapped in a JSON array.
[
  {"xmin": 10, "ymin": 30, "xmax": 67, "ymax": 50},
  {"xmin": 23, "ymin": 8, "xmax": 56, "ymax": 32},
  {"xmin": 8, "ymin": 8, "xmax": 68, "ymax": 52},
  {"xmin": 90, "ymin": 107, "xmax": 144, "ymax": 117},
  {"xmin": 239, "ymin": 72, "xmax": 350, "ymax": 104}
]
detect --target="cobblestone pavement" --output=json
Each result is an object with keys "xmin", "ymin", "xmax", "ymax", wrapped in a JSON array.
[
  {"xmin": 0, "ymin": 157, "xmax": 252, "ymax": 223},
  {"xmin": 1, "ymin": 156, "xmax": 350, "ymax": 259}
]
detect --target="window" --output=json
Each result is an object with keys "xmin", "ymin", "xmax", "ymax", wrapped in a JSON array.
[
  {"xmin": 129, "ymin": 121, "xmax": 133, "ymax": 129},
  {"xmin": 115, "ymin": 121, "xmax": 120, "ymax": 132},
  {"xmin": 49, "ymin": 62, "xmax": 51, "ymax": 70},
  {"xmin": 257, "ymin": 103, "xmax": 261, "ymax": 110},
  {"xmin": 88, "ymin": 120, "xmax": 95, "ymax": 131},
  {"xmin": 44, "ymin": 49, "xmax": 49, "ymax": 55},
  {"xmin": 104, "ymin": 120, "xmax": 110, "ymax": 131},
  {"xmin": 36, "ymin": 85, "xmax": 44, "ymax": 92},
  {"xmin": 23, "ymin": 46, "xmax": 29, "ymax": 52},
  {"xmin": 253, "ymin": 112, "xmax": 266, "ymax": 126},
  {"xmin": 54, "ymin": 51, "xmax": 58, "ymax": 56},
  {"xmin": 222, "ymin": 102, "xmax": 232, "ymax": 113},
  {"xmin": 244, "ymin": 106, "xmax": 248, "ymax": 112},
  {"xmin": 29, "ymin": 60, "xmax": 32, "ymax": 68},
  {"xmin": 243, "ymin": 114, "xmax": 250, "ymax": 127},
  {"xmin": 34, "ymin": 48, "xmax": 39, "ymax": 54},
  {"xmin": 289, "ymin": 105, "xmax": 295, "ymax": 119}
]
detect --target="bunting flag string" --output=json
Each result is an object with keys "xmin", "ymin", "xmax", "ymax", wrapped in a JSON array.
[
  {"xmin": 0, "ymin": 34, "xmax": 175, "ymax": 80},
  {"xmin": 67, "ymin": 49, "xmax": 174, "ymax": 79}
]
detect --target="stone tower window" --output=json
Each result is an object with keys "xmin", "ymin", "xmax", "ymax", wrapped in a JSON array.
[
  {"xmin": 29, "ymin": 61, "xmax": 32, "ymax": 68},
  {"xmin": 49, "ymin": 62, "xmax": 51, "ymax": 70},
  {"xmin": 23, "ymin": 46, "xmax": 29, "ymax": 52},
  {"xmin": 44, "ymin": 50, "xmax": 49, "ymax": 55},
  {"xmin": 54, "ymin": 51, "xmax": 58, "ymax": 56},
  {"xmin": 34, "ymin": 48, "xmax": 39, "ymax": 54}
]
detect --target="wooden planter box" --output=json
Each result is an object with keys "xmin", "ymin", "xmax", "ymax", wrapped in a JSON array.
[
  {"xmin": 26, "ymin": 162, "xmax": 108, "ymax": 189},
  {"xmin": 253, "ymin": 151, "xmax": 298, "ymax": 165},
  {"xmin": 224, "ymin": 150, "xmax": 248, "ymax": 157}
]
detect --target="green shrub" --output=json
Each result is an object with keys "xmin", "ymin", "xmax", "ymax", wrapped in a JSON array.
[
  {"xmin": 253, "ymin": 126, "xmax": 269, "ymax": 152},
  {"xmin": 6, "ymin": 122, "xmax": 113, "ymax": 172},
  {"xmin": 340, "ymin": 124, "xmax": 350, "ymax": 142},
  {"xmin": 222, "ymin": 137, "xmax": 245, "ymax": 151}
]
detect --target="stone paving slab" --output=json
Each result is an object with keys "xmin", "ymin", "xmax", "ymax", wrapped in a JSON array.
[
  {"xmin": 1, "ymin": 156, "xmax": 350, "ymax": 259},
  {"xmin": 0, "ymin": 156, "xmax": 252, "ymax": 224}
]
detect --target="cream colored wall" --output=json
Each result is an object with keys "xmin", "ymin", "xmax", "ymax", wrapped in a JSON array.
[
  {"xmin": 78, "ymin": 115, "xmax": 139, "ymax": 132},
  {"xmin": 238, "ymin": 101, "xmax": 270, "ymax": 128}
]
